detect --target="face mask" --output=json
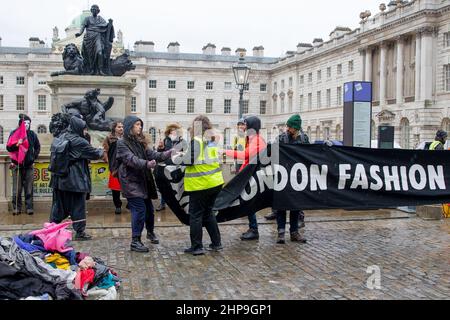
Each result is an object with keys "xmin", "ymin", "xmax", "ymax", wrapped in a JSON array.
[
  {"xmin": 24, "ymin": 120, "xmax": 31, "ymax": 131},
  {"xmin": 170, "ymin": 134, "xmax": 177, "ymax": 141}
]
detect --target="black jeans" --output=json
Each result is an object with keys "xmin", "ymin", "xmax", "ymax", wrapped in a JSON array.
[
  {"xmin": 276, "ymin": 210, "xmax": 304, "ymax": 233},
  {"xmin": 127, "ymin": 197, "xmax": 155, "ymax": 238},
  {"xmin": 11, "ymin": 166, "xmax": 34, "ymax": 212},
  {"xmin": 188, "ymin": 186, "xmax": 222, "ymax": 250},
  {"xmin": 112, "ymin": 190, "xmax": 122, "ymax": 209},
  {"xmin": 50, "ymin": 190, "xmax": 87, "ymax": 234}
]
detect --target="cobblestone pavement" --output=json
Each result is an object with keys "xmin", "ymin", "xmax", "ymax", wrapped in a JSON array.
[{"xmin": 1, "ymin": 216, "xmax": 449, "ymax": 300}]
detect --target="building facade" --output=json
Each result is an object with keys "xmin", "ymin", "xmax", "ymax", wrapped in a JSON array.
[{"xmin": 0, "ymin": 0, "xmax": 449, "ymax": 149}]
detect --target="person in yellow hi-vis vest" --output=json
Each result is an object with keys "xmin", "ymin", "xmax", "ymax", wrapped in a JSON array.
[
  {"xmin": 429, "ymin": 130, "xmax": 447, "ymax": 150},
  {"xmin": 232, "ymin": 118, "xmax": 247, "ymax": 173},
  {"xmin": 177, "ymin": 115, "xmax": 224, "ymax": 256}
]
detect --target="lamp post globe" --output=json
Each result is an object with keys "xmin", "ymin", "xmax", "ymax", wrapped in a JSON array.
[{"xmin": 232, "ymin": 53, "xmax": 251, "ymax": 121}]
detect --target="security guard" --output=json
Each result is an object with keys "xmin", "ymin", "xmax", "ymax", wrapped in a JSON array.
[{"xmin": 181, "ymin": 115, "xmax": 224, "ymax": 256}]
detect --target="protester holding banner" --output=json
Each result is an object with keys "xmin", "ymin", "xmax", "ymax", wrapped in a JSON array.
[
  {"xmin": 274, "ymin": 114, "xmax": 308, "ymax": 244},
  {"xmin": 429, "ymin": 130, "xmax": 448, "ymax": 151},
  {"xmin": 224, "ymin": 116, "xmax": 267, "ymax": 241},
  {"xmin": 103, "ymin": 121, "xmax": 124, "ymax": 214},
  {"xmin": 232, "ymin": 118, "xmax": 247, "ymax": 173},
  {"xmin": 116, "ymin": 116, "xmax": 173, "ymax": 253},
  {"xmin": 6, "ymin": 114, "xmax": 41, "ymax": 216}
]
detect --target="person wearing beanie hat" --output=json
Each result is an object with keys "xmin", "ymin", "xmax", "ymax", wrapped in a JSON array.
[
  {"xmin": 6, "ymin": 114, "xmax": 41, "ymax": 215},
  {"xmin": 286, "ymin": 114, "xmax": 302, "ymax": 131}
]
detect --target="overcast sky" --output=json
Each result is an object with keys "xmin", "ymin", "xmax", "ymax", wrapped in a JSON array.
[{"xmin": 1, "ymin": 0, "xmax": 382, "ymax": 57}]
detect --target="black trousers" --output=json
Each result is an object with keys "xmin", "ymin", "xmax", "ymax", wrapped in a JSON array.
[
  {"xmin": 50, "ymin": 190, "xmax": 86, "ymax": 234},
  {"xmin": 11, "ymin": 167, "xmax": 34, "ymax": 212},
  {"xmin": 112, "ymin": 190, "xmax": 122, "ymax": 209},
  {"xmin": 188, "ymin": 186, "xmax": 222, "ymax": 250}
]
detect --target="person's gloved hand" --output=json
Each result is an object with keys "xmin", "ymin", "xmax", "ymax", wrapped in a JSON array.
[{"xmin": 147, "ymin": 160, "xmax": 157, "ymax": 169}]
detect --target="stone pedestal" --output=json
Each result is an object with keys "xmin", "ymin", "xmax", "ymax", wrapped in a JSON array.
[
  {"xmin": 47, "ymin": 75, "xmax": 136, "ymax": 120},
  {"xmin": 416, "ymin": 205, "xmax": 444, "ymax": 220}
]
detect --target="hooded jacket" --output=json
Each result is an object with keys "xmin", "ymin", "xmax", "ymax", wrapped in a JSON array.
[
  {"xmin": 225, "ymin": 116, "xmax": 267, "ymax": 172},
  {"xmin": 6, "ymin": 118, "xmax": 41, "ymax": 169},
  {"xmin": 50, "ymin": 117, "xmax": 104, "ymax": 193},
  {"xmin": 116, "ymin": 116, "xmax": 171, "ymax": 199}
]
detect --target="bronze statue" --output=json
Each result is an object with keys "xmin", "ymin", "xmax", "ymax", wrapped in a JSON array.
[{"xmin": 61, "ymin": 88, "xmax": 115, "ymax": 131}]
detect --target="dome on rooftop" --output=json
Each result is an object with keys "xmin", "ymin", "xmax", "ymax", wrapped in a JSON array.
[{"xmin": 66, "ymin": 10, "xmax": 91, "ymax": 30}]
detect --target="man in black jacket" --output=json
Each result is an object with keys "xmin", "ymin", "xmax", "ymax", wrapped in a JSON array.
[
  {"xmin": 6, "ymin": 114, "xmax": 41, "ymax": 215},
  {"xmin": 50, "ymin": 116, "xmax": 104, "ymax": 241}
]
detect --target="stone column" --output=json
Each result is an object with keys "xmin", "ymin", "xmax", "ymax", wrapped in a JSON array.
[
  {"xmin": 379, "ymin": 42, "xmax": 387, "ymax": 105},
  {"xmin": 420, "ymin": 27, "xmax": 434, "ymax": 102},
  {"xmin": 415, "ymin": 32, "xmax": 422, "ymax": 101},
  {"xmin": 27, "ymin": 71, "xmax": 34, "ymax": 118},
  {"xmin": 359, "ymin": 48, "xmax": 366, "ymax": 81},
  {"xmin": 140, "ymin": 74, "xmax": 147, "ymax": 120},
  {"xmin": 365, "ymin": 47, "xmax": 373, "ymax": 82},
  {"xmin": 396, "ymin": 36, "xmax": 405, "ymax": 104}
]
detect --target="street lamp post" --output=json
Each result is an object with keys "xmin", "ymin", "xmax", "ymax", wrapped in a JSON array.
[{"xmin": 232, "ymin": 53, "xmax": 251, "ymax": 121}]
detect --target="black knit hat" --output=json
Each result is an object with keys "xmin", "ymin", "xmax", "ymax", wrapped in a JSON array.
[{"xmin": 18, "ymin": 114, "xmax": 31, "ymax": 125}]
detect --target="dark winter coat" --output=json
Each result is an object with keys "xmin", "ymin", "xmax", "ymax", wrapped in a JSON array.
[
  {"xmin": 277, "ymin": 130, "xmax": 310, "ymax": 145},
  {"xmin": 6, "ymin": 129, "xmax": 41, "ymax": 169},
  {"xmin": 50, "ymin": 117, "xmax": 104, "ymax": 193},
  {"xmin": 116, "ymin": 116, "xmax": 171, "ymax": 199}
]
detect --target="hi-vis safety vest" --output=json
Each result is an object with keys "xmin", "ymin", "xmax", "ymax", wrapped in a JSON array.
[
  {"xmin": 184, "ymin": 137, "xmax": 225, "ymax": 192},
  {"xmin": 429, "ymin": 141, "xmax": 443, "ymax": 150}
]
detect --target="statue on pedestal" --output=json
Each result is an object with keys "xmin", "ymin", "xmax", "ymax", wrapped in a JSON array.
[{"xmin": 61, "ymin": 88, "xmax": 115, "ymax": 131}]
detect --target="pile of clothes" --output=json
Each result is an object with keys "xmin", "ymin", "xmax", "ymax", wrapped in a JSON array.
[{"xmin": 0, "ymin": 222, "xmax": 120, "ymax": 300}]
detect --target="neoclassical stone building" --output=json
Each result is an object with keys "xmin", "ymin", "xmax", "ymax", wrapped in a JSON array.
[{"xmin": 0, "ymin": 0, "xmax": 449, "ymax": 149}]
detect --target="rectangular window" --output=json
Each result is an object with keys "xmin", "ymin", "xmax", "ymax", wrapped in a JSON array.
[
  {"xmin": 149, "ymin": 80, "xmax": 157, "ymax": 88},
  {"xmin": 337, "ymin": 87, "xmax": 342, "ymax": 106},
  {"xmin": 444, "ymin": 32, "xmax": 450, "ymax": 48},
  {"xmin": 445, "ymin": 64, "xmax": 450, "ymax": 92},
  {"xmin": 317, "ymin": 91, "xmax": 322, "ymax": 108},
  {"xmin": 281, "ymin": 99, "xmax": 285, "ymax": 113},
  {"xmin": 348, "ymin": 60, "xmax": 354, "ymax": 73},
  {"xmin": 168, "ymin": 80, "xmax": 176, "ymax": 89},
  {"xmin": 206, "ymin": 99, "xmax": 213, "ymax": 114},
  {"xmin": 260, "ymin": 84, "xmax": 267, "ymax": 92},
  {"xmin": 224, "ymin": 82, "xmax": 232, "ymax": 90},
  {"xmin": 274, "ymin": 82, "xmax": 277, "ymax": 92},
  {"xmin": 168, "ymin": 98, "xmax": 176, "ymax": 113},
  {"xmin": 131, "ymin": 78, "xmax": 137, "ymax": 84},
  {"xmin": 299, "ymin": 95, "xmax": 304, "ymax": 111},
  {"xmin": 243, "ymin": 83, "xmax": 249, "ymax": 91},
  {"xmin": 206, "ymin": 81, "xmax": 214, "ymax": 90},
  {"xmin": 187, "ymin": 81, "xmax": 195, "ymax": 90},
  {"xmin": 149, "ymin": 98, "xmax": 157, "ymax": 113},
  {"xmin": 289, "ymin": 77, "xmax": 293, "ymax": 88},
  {"xmin": 327, "ymin": 67, "xmax": 331, "ymax": 78},
  {"xmin": 16, "ymin": 95, "xmax": 25, "ymax": 111},
  {"xmin": 308, "ymin": 73, "xmax": 312, "ymax": 83},
  {"xmin": 38, "ymin": 95, "xmax": 46, "ymax": 111},
  {"xmin": 242, "ymin": 100, "xmax": 249, "ymax": 114},
  {"xmin": 131, "ymin": 97, "xmax": 137, "ymax": 113},
  {"xmin": 16, "ymin": 76, "xmax": 25, "ymax": 85},
  {"xmin": 38, "ymin": 80, "xmax": 47, "ymax": 85},
  {"xmin": 0, "ymin": 76, "xmax": 3, "ymax": 85},
  {"xmin": 337, "ymin": 64, "xmax": 342, "ymax": 75},
  {"xmin": 260, "ymin": 101, "xmax": 267, "ymax": 115},
  {"xmin": 187, "ymin": 98, "xmax": 195, "ymax": 113},
  {"xmin": 326, "ymin": 89, "xmax": 331, "ymax": 107},
  {"xmin": 317, "ymin": 70, "xmax": 322, "ymax": 82},
  {"xmin": 281, "ymin": 80, "xmax": 285, "ymax": 90},
  {"xmin": 0, "ymin": 95, "xmax": 3, "ymax": 110},
  {"xmin": 300, "ymin": 75, "xmax": 304, "ymax": 85},
  {"xmin": 224, "ymin": 99, "xmax": 232, "ymax": 114},
  {"xmin": 308, "ymin": 93, "xmax": 312, "ymax": 111}
]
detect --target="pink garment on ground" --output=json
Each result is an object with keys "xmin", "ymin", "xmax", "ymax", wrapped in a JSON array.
[
  {"xmin": 7, "ymin": 122, "xmax": 30, "ymax": 165},
  {"xmin": 30, "ymin": 221, "xmax": 73, "ymax": 253}
]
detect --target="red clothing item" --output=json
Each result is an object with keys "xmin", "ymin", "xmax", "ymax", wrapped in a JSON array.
[
  {"xmin": 108, "ymin": 173, "xmax": 121, "ymax": 191},
  {"xmin": 74, "ymin": 269, "xmax": 95, "ymax": 296},
  {"xmin": 225, "ymin": 134, "xmax": 267, "ymax": 172}
]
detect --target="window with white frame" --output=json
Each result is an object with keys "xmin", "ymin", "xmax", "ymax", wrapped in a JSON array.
[
  {"xmin": 131, "ymin": 78, "xmax": 137, "ymax": 84},
  {"xmin": 206, "ymin": 99, "xmax": 213, "ymax": 113},
  {"xmin": 308, "ymin": 93, "xmax": 312, "ymax": 111},
  {"xmin": 131, "ymin": 97, "xmax": 137, "ymax": 113},
  {"xmin": 348, "ymin": 60, "xmax": 354, "ymax": 73},
  {"xmin": 149, "ymin": 127, "xmax": 157, "ymax": 144},
  {"xmin": 308, "ymin": 73, "xmax": 312, "ymax": 83},
  {"xmin": 317, "ymin": 70, "xmax": 322, "ymax": 82},
  {"xmin": 37, "ymin": 125, "xmax": 47, "ymax": 134},
  {"xmin": 38, "ymin": 95, "xmax": 46, "ymax": 111},
  {"xmin": 0, "ymin": 126, "xmax": 3, "ymax": 144},
  {"xmin": 224, "ymin": 99, "xmax": 231, "ymax": 114},
  {"xmin": 149, "ymin": 80, "xmax": 157, "ymax": 88},
  {"xmin": 337, "ymin": 64, "xmax": 342, "ymax": 75},
  {"xmin": 149, "ymin": 98, "xmax": 157, "ymax": 113},
  {"xmin": 187, "ymin": 81, "xmax": 195, "ymax": 90},
  {"xmin": 260, "ymin": 101, "xmax": 267, "ymax": 115},
  {"xmin": 281, "ymin": 99, "xmax": 285, "ymax": 113},
  {"xmin": 242, "ymin": 100, "xmax": 249, "ymax": 114},
  {"xmin": 224, "ymin": 82, "xmax": 232, "ymax": 90},
  {"xmin": 300, "ymin": 75, "xmax": 304, "ymax": 85},
  {"xmin": 168, "ymin": 80, "xmax": 176, "ymax": 89},
  {"xmin": 299, "ymin": 95, "xmax": 304, "ymax": 111},
  {"xmin": 206, "ymin": 81, "xmax": 214, "ymax": 90},
  {"xmin": 260, "ymin": 84, "xmax": 267, "ymax": 92},
  {"xmin": 187, "ymin": 98, "xmax": 195, "ymax": 113},
  {"xmin": 326, "ymin": 89, "xmax": 331, "ymax": 107},
  {"xmin": 0, "ymin": 76, "xmax": 3, "ymax": 85},
  {"xmin": 317, "ymin": 91, "xmax": 322, "ymax": 108},
  {"xmin": 16, "ymin": 95, "xmax": 25, "ymax": 111},
  {"xmin": 274, "ymin": 82, "xmax": 277, "ymax": 92},
  {"xmin": 288, "ymin": 96, "xmax": 293, "ymax": 112},
  {"xmin": 168, "ymin": 98, "xmax": 176, "ymax": 113},
  {"xmin": 445, "ymin": 64, "xmax": 450, "ymax": 91},
  {"xmin": 16, "ymin": 76, "xmax": 25, "ymax": 85},
  {"xmin": 289, "ymin": 77, "xmax": 293, "ymax": 88},
  {"xmin": 243, "ymin": 83, "xmax": 249, "ymax": 91},
  {"xmin": 444, "ymin": 32, "xmax": 450, "ymax": 48},
  {"xmin": 327, "ymin": 67, "xmax": 331, "ymax": 78},
  {"xmin": 281, "ymin": 80, "xmax": 285, "ymax": 90},
  {"xmin": 337, "ymin": 87, "xmax": 342, "ymax": 106},
  {"xmin": 0, "ymin": 95, "xmax": 3, "ymax": 110}
]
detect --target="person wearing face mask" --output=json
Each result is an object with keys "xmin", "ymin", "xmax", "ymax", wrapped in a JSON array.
[{"xmin": 6, "ymin": 114, "xmax": 41, "ymax": 216}]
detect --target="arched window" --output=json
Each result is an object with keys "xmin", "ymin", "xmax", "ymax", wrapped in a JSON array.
[
  {"xmin": 0, "ymin": 126, "xmax": 3, "ymax": 144},
  {"xmin": 441, "ymin": 118, "xmax": 450, "ymax": 133},
  {"xmin": 149, "ymin": 127, "xmax": 157, "ymax": 144},
  {"xmin": 335, "ymin": 124, "xmax": 342, "ymax": 141},
  {"xmin": 400, "ymin": 118, "xmax": 410, "ymax": 149},
  {"xmin": 37, "ymin": 125, "xmax": 47, "ymax": 134}
]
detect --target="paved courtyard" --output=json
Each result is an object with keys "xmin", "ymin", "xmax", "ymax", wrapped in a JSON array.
[{"xmin": 0, "ymin": 209, "xmax": 448, "ymax": 300}]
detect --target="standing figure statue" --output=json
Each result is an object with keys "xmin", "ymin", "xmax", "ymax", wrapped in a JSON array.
[{"xmin": 76, "ymin": 4, "xmax": 114, "ymax": 76}]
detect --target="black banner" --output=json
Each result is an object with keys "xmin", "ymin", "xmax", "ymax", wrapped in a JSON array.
[{"xmin": 156, "ymin": 144, "xmax": 450, "ymax": 225}]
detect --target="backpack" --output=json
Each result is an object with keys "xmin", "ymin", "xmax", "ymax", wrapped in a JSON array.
[{"xmin": 49, "ymin": 134, "xmax": 71, "ymax": 177}]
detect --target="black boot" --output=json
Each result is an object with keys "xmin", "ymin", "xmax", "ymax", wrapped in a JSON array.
[
  {"xmin": 130, "ymin": 237, "xmax": 149, "ymax": 253},
  {"xmin": 277, "ymin": 230, "xmax": 286, "ymax": 244},
  {"xmin": 146, "ymin": 231, "xmax": 160, "ymax": 244},
  {"xmin": 240, "ymin": 229, "xmax": 259, "ymax": 241}
]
